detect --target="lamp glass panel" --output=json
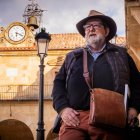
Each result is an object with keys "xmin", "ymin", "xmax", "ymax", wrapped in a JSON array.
[{"xmin": 37, "ymin": 39, "xmax": 48, "ymax": 54}]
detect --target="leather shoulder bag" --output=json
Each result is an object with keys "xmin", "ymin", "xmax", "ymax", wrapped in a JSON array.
[{"xmin": 83, "ymin": 48, "xmax": 127, "ymax": 129}]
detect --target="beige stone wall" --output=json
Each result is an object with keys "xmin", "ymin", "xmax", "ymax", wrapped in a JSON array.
[
  {"xmin": 0, "ymin": 100, "xmax": 57, "ymax": 139},
  {"xmin": 125, "ymin": 0, "xmax": 140, "ymax": 71},
  {"xmin": 0, "ymin": 50, "xmax": 69, "ymax": 139},
  {"xmin": 0, "ymin": 54, "xmax": 58, "ymax": 86}
]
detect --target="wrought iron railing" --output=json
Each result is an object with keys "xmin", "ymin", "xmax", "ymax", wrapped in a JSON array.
[{"xmin": 0, "ymin": 84, "xmax": 53, "ymax": 101}]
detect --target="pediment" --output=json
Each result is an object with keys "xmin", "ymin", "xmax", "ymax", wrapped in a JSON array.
[{"xmin": 47, "ymin": 56, "xmax": 65, "ymax": 66}]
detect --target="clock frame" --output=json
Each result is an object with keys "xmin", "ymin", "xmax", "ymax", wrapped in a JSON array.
[{"xmin": 5, "ymin": 22, "xmax": 28, "ymax": 44}]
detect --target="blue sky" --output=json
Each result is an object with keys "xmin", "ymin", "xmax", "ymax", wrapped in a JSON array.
[{"xmin": 0, "ymin": 0, "xmax": 125, "ymax": 36}]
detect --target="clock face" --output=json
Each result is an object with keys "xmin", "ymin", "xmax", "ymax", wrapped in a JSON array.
[
  {"xmin": 8, "ymin": 25, "xmax": 26, "ymax": 42},
  {"xmin": 5, "ymin": 22, "xmax": 28, "ymax": 44}
]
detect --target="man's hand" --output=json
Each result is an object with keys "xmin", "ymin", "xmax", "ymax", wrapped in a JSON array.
[
  {"xmin": 128, "ymin": 107, "xmax": 138, "ymax": 127},
  {"xmin": 60, "ymin": 107, "xmax": 80, "ymax": 126}
]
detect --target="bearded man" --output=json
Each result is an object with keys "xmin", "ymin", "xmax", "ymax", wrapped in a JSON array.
[{"xmin": 52, "ymin": 10, "xmax": 140, "ymax": 140}]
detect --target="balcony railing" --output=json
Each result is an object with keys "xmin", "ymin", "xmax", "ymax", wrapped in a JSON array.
[{"xmin": 0, "ymin": 84, "xmax": 53, "ymax": 101}]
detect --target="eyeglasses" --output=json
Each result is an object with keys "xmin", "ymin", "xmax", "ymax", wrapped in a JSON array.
[{"xmin": 83, "ymin": 24, "xmax": 104, "ymax": 30}]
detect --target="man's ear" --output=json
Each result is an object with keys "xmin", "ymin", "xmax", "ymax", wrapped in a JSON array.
[{"xmin": 105, "ymin": 27, "xmax": 110, "ymax": 37}]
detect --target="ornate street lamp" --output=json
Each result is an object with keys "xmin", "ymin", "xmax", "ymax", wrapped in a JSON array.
[{"xmin": 35, "ymin": 28, "xmax": 51, "ymax": 140}]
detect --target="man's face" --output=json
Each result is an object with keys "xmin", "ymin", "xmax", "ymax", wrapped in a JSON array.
[{"xmin": 84, "ymin": 19, "xmax": 109, "ymax": 47}]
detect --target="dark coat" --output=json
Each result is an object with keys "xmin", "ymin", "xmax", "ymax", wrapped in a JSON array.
[{"xmin": 52, "ymin": 43, "xmax": 140, "ymax": 114}]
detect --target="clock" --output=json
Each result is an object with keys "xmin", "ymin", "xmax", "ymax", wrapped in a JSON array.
[
  {"xmin": 9, "ymin": 25, "xmax": 25, "ymax": 41},
  {"xmin": 5, "ymin": 22, "xmax": 28, "ymax": 44}
]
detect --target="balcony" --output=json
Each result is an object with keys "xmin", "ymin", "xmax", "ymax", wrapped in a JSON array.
[{"xmin": 0, "ymin": 84, "xmax": 53, "ymax": 101}]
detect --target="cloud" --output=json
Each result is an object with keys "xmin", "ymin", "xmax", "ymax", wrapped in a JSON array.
[
  {"xmin": 0, "ymin": 0, "xmax": 125, "ymax": 36},
  {"xmin": 42, "ymin": 0, "xmax": 125, "ymax": 36},
  {"xmin": 113, "ymin": 7, "xmax": 125, "ymax": 36}
]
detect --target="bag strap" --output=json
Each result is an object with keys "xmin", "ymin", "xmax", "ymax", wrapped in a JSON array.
[{"xmin": 83, "ymin": 48, "xmax": 92, "ymax": 90}]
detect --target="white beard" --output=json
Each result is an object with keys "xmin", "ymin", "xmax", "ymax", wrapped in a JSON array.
[{"xmin": 86, "ymin": 34, "xmax": 106, "ymax": 50}]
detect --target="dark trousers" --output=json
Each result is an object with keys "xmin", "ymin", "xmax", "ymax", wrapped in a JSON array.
[
  {"xmin": 126, "ymin": 127, "xmax": 140, "ymax": 140},
  {"xmin": 59, "ymin": 111, "xmax": 125, "ymax": 140}
]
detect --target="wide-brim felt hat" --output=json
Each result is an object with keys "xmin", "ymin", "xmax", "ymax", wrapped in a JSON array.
[{"xmin": 76, "ymin": 10, "xmax": 117, "ymax": 41}]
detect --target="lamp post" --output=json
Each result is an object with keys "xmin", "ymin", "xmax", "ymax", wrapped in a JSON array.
[{"xmin": 35, "ymin": 28, "xmax": 51, "ymax": 140}]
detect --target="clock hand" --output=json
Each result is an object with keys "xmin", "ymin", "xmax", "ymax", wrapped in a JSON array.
[
  {"xmin": 15, "ymin": 32, "xmax": 18, "ymax": 37},
  {"xmin": 15, "ymin": 32, "xmax": 23, "ymax": 37}
]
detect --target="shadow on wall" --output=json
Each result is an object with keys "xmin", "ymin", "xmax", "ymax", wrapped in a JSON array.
[
  {"xmin": 46, "ymin": 128, "xmax": 58, "ymax": 140},
  {"xmin": 0, "ymin": 119, "xmax": 34, "ymax": 140}
]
